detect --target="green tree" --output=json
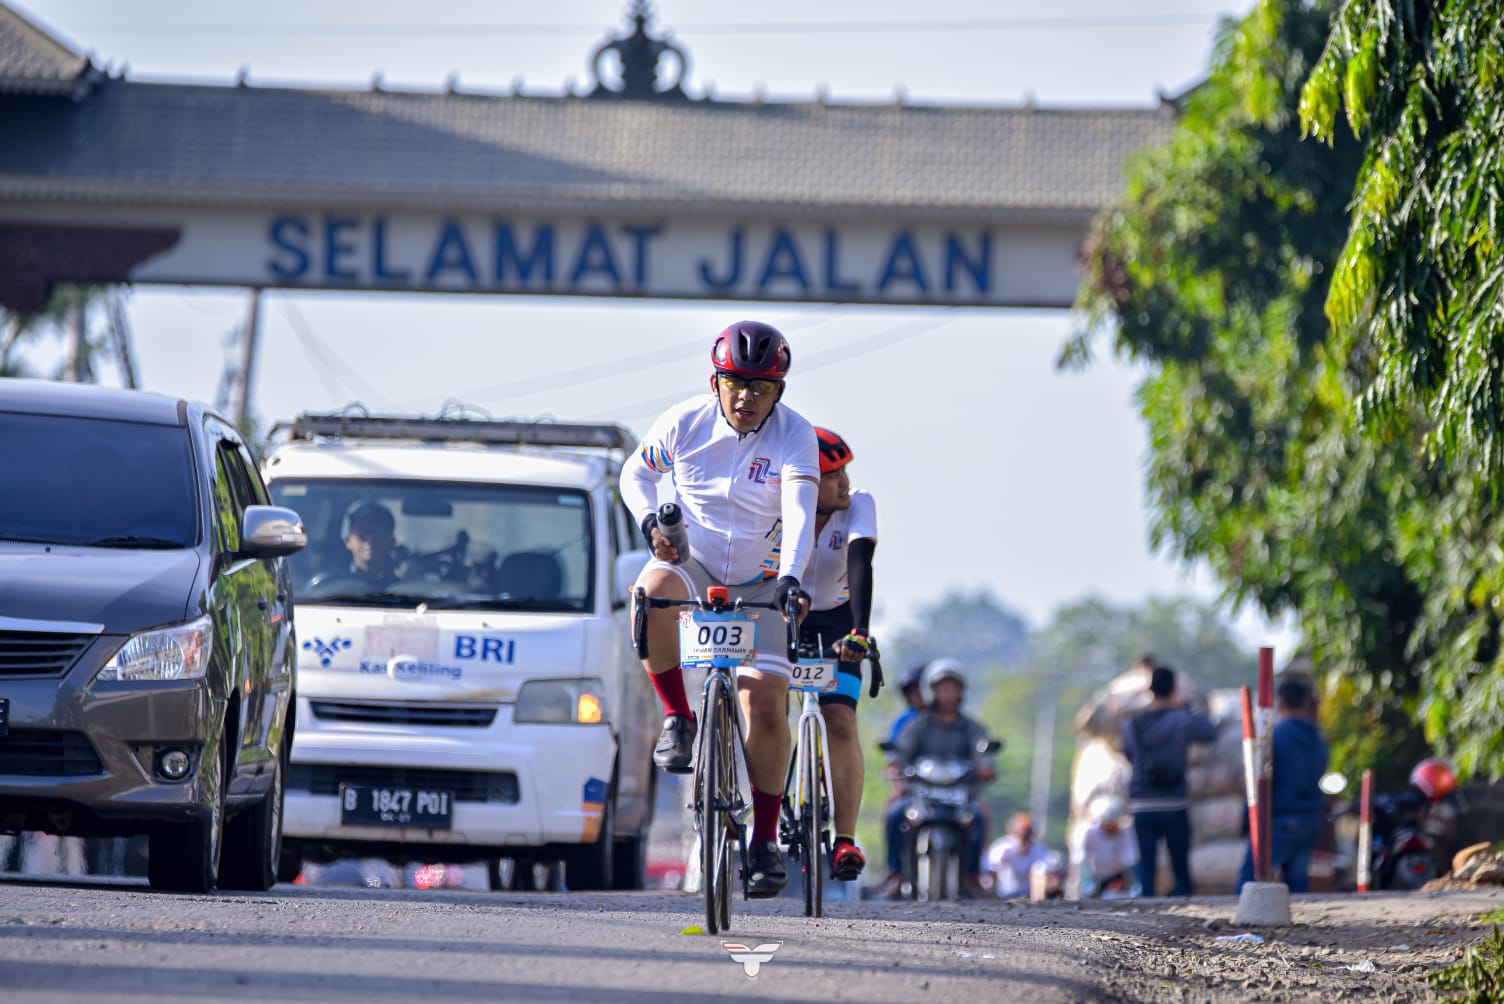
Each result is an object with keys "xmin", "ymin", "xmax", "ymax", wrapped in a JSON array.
[
  {"xmin": 1071, "ymin": 0, "xmax": 1443, "ymax": 771},
  {"xmin": 1033, "ymin": 595, "xmax": 1254, "ymax": 689},
  {"xmin": 1300, "ymin": 1, "xmax": 1504, "ymax": 474}
]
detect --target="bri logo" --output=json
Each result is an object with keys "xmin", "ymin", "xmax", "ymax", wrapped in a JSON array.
[
  {"xmin": 827, "ymin": 529, "xmax": 845, "ymax": 549},
  {"xmin": 302, "ymin": 636, "xmax": 353, "ymax": 667},
  {"xmin": 747, "ymin": 458, "xmax": 771, "ymax": 483}
]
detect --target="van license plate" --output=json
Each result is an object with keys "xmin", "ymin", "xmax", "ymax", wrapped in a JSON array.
[
  {"xmin": 339, "ymin": 785, "xmax": 453, "ymax": 829},
  {"xmin": 0, "ymin": 698, "xmax": 7, "ymax": 736}
]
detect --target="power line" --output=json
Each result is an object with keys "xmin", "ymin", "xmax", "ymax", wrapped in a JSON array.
[
  {"xmin": 279, "ymin": 299, "xmax": 396, "ymax": 409},
  {"xmin": 75, "ymin": 13, "xmax": 1227, "ymax": 37},
  {"xmin": 386, "ymin": 306, "xmax": 846, "ymax": 412},
  {"xmin": 589, "ymin": 309, "xmax": 958, "ymax": 423}
]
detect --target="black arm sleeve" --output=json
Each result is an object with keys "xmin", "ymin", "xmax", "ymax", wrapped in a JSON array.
[{"xmin": 845, "ymin": 537, "xmax": 876, "ymax": 632}]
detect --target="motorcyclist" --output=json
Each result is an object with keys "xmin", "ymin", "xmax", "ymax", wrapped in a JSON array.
[{"xmin": 880, "ymin": 659, "xmax": 996, "ymax": 898}]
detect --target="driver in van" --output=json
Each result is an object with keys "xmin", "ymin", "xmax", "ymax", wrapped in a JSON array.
[{"xmin": 341, "ymin": 501, "xmax": 407, "ymax": 586}]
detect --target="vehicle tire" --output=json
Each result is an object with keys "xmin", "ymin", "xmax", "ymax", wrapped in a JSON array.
[
  {"xmin": 486, "ymin": 858, "xmax": 508, "ymax": 891},
  {"xmin": 148, "ymin": 738, "xmax": 226, "ymax": 893},
  {"xmin": 220, "ymin": 738, "xmax": 287, "ymax": 891},
  {"xmin": 564, "ymin": 785, "xmax": 615, "ymax": 891},
  {"xmin": 612, "ymin": 832, "xmax": 647, "ymax": 891},
  {"xmin": 1391, "ymin": 851, "xmax": 1437, "ymax": 890},
  {"xmin": 922, "ymin": 843, "xmax": 956, "ymax": 902},
  {"xmin": 277, "ymin": 841, "xmax": 303, "ymax": 885}
]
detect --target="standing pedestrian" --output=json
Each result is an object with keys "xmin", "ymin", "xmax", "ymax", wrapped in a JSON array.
[
  {"xmin": 1122, "ymin": 665, "xmax": 1217, "ymax": 896},
  {"xmin": 1235, "ymin": 676, "xmax": 1329, "ymax": 892}
]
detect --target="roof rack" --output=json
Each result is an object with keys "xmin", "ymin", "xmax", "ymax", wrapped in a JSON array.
[{"xmin": 273, "ymin": 413, "xmax": 637, "ymax": 453}]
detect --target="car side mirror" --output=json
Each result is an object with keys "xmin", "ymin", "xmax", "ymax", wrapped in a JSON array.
[
  {"xmin": 240, "ymin": 505, "xmax": 308, "ymax": 558},
  {"xmin": 613, "ymin": 549, "xmax": 651, "ymax": 609}
]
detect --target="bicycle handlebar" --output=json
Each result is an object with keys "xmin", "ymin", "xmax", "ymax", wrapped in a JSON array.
[{"xmin": 632, "ymin": 586, "xmax": 800, "ymax": 662}]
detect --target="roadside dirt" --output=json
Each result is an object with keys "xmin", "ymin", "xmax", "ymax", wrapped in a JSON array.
[{"xmin": 1021, "ymin": 887, "xmax": 1504, "ymax": 1002}]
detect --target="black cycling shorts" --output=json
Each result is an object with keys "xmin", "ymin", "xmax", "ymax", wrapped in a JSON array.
[{"xmin": 800, "ymin": 602, "xmax": 862, "ymax": 709}]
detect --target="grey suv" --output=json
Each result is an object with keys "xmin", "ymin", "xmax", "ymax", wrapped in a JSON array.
[{"xmin": 0, "ymin": 380, "xmax": 306, "ymax": 892}]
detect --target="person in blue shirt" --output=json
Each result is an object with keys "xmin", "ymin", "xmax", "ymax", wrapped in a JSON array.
[
  {"xmin": 1122, "ymin": 665, "xmax": 1218, "ymax": 897},
  {"xmin": 1236, "ymin": 676, "xmax": 1330, "ymax": 892},
  {"xmin": 887, "ymin": 664, "xmax": 927, "ymax": 744}
]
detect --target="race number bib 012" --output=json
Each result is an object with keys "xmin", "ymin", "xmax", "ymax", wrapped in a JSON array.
[
  {"xmin": 677, "ymin": 610, "xmax": 758, "ymax": 669},
  {"xmin": 789, "ymin": 659, "xmax": 840, "ymax": 693}
]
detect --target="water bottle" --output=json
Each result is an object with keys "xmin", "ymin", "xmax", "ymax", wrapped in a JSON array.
[{"xmin": 656, "ymin": 502, "xmax": 689, "ymax": 566}]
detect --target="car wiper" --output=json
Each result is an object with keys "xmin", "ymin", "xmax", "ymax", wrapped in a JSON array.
[
  {"xmin": 417, "ymin": 594, "xmax": 572, "ymax": 610},
  {"xmin": 298, "ymin": 591, "xmax": 425, "ymax": 607},
  {"xmin": 81, "ymin": 535, "xmax": 186, "ymax": 549}
]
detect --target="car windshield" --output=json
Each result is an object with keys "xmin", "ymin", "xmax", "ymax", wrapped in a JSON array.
[
  {"xmin": 268, "ymin": 478, "xmax": 594, "ymax": 612},
  {"xmin": 0, "ymin": 411, "xmax": 199, "ymax": 548}
]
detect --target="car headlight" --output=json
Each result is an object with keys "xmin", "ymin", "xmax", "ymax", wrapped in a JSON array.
[
  {"xmin": 96, "ymin": 615, "xmax": 214, "ymax": 682},
  {"xmin": 514, "ymin": 678, "xmax": 607, "ymax": 724}
]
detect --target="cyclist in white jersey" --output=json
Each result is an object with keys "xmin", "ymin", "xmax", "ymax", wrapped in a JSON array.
[
  {"xmin": 797, "ymin": 428, "xmax": 879, "ymax": 881},
  {"xmin": 620, "ymin": 320, "xmax": 820, "ymax": 898}
]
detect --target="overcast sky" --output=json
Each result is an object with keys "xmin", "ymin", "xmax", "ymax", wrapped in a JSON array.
[{"xmin": 12, "ymin": 0, "xmax": 1300, "ymax": 659}]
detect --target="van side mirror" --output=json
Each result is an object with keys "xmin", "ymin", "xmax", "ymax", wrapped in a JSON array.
[
  {"xmin": 240, "ymin": 505, "xmax": 308, "ymax": 558},
  {"xmin": 613, "ymin": 549, "xmax": 651, "ymax": 609}
]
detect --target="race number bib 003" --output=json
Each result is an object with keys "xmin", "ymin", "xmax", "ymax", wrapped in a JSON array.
[
  {"xmin": 789, "ymin": 659, "xmax": 840, "ymax": 693},
  {"xmin": 677, "ymin": 610, "xmax": 758, "ymax": 669}
]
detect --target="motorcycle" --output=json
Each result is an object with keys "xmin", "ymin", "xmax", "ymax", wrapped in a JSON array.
[
  {"xmin": 881, "ymin": 738, "xmax": 1001, "ymax": 901},
  {"xmin": 1326, "ymin": 760, "xmax": 1465, "ymax": 892}
]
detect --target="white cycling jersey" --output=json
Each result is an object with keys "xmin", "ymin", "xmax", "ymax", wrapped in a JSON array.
[
  {"xmin": 621, "ymin": 394, "xmax": 820, "ymax": 585},
  {"xmin": 803, "ymin": 489, "xmax": 877, "ymax": 611}
]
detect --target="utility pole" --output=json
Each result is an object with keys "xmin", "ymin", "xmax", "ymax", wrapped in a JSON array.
[
  {"xmin": 108, "ymin": 292, "xmax": 138, "ymax": 389},
  {"xmin": 66, "ymin": 298, "xmax": 88, "ymax": 382},
  {"xmin": 230, "ymin": 288, "xmax": 262, "ymax": 427},
  {"xmin": 1029, "ymin": 684, "xmax": 1059, "ymax": 838}
]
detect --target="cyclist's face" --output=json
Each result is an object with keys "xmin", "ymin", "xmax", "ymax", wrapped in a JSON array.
[
  {"xmin": 817, "ymin": 465, "xmax": 851, "ymax": 511},
  {"xmin": 715, "ymin": 373, "xmax": 780, "ymax": 432}
]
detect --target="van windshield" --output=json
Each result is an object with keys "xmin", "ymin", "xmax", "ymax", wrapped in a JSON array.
[
  {"xmin": 268, "ymin": 479, "xmax": 594, "ymax": 612},
  {"xmin": 0, "ymin": 412, "xmax": 199, "ymax": 549}
]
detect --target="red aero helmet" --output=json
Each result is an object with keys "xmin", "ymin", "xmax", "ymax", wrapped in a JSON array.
[
  {"xmin": 711, "ymin": 320, "xmax": 792, "ymax": 379},
  {"xmin": 814, "ymin": 428, "xmax": 853, "ymax": 474},
  {"xmin": 1410, "ymin": 758, "xmax": 1457, "ymax": 801}
]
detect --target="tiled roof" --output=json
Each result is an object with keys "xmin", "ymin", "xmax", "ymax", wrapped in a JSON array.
[
  {"xmin": 0, "ymin": 2, "xmax": 95, "ymax": 97},
  {"xmin": 0, "ymin": 78, "xmax": 1175, "ymax": 222}
]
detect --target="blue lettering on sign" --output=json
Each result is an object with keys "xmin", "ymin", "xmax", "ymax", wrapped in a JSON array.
[
  {"xmin": 495, "ymin": 224, "xmax": 555, "ymax": 282},
  {"xmin": 699, "ymin": 227, "xmax": 744, "ymax": 291},
  {"xmin": 324, "ymin": 217, "xmax": 359, "ymax": 281},
  {"xmin": 621, "ymin": 224, "xmax": 663, "ymax": 285},
  {"xmin": 454, "ymin": 636, "xmax": 516, "ymax": 663},
  {"xmin": 372, "ymin": 218, "xmax": 411, "ymax": 282},
  {"xmin": 267, "ymin": 217, "xmax": 311, "ymax": 278},
  {"xmin": 427, "ymin": 221, "xmax": 479, "ymax": 281},
  {"xmin": 822, "ymin": 230, "xmax": 860, "ymax": 295},
  {"xmin": 944, "ymin": 233, "xmax": 991, "ymax": 293},
  {"xmin": 877, "ymin": 232, "xmax": 929, "ymax": 292},
  {"xmin": 757, "ymin": 229, "xmax": 811, "ymax": 292},
  {"xmin": 570, "ymin": 225, "xmax": 621, "ymax": 285}
]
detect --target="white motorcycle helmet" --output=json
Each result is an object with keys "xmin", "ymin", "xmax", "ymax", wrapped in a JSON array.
[{"xmin": 921, "ymin": 658, "xmax": 966, "ymax": 705}]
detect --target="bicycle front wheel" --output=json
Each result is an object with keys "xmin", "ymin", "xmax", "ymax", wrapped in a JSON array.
[
  {"xmin": 801, "ymin": 718, "xmax": 824, "ymax": 917},
  {"xmin": 701, "ymin": 679, "xmax": 736, "ymax": 934}
]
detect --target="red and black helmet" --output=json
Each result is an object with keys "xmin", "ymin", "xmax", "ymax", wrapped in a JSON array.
[
  {"xmin": 711, "ymin": 321, "xmax": 792, "ymax": 380},
  {"xmin": 1410, "ymin": 758, "xmax": 1457, "ymax": 801},
  {"xmin": 814, "ymin": 428, "xmax": 853, "ymax": 474}
]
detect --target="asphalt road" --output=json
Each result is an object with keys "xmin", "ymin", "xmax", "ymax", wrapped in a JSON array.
[
  {"xmin": 0, "ymin": 877, "xmax": 1109, "ymax": 1003},
  {"xmin": 4, "ymin": 877, "xmax": 1502, "ymax": 1002}
]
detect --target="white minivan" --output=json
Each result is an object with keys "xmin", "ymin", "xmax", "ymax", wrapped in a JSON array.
[{"xmin": 262, "ymin": 414, "xmax": 656, "ymax": 889}]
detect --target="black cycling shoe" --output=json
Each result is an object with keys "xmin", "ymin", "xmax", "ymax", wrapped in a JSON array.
[
  {"xmin": 745, "ymin": 840, "xmax": 788, "ymax": 899},
  {"xmin": 652, "ymin": 714, "xmax": 696, "ymax": 773}
]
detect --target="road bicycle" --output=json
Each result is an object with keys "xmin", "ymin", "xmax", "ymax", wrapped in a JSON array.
[
  {"xmin": 633, "ymin": 584, "xmax": 798, "ymax": 933},
  {"xmin": 780, "ymin": 636, "xmax": 882, "ymax": 917}
]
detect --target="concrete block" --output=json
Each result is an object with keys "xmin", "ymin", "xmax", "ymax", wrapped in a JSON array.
[{"xmin": 1233, "ymin": 881, "xmax": 1291, "ymax": 926}]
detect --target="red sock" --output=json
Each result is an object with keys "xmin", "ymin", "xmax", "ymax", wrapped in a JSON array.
[
  {"xmin": 649, "ymin": 666, "xmax": 693, "ymax": 719},
  {"xmin": 751, "ymin": 787, "xmax": 782, "ymax": 843}
]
